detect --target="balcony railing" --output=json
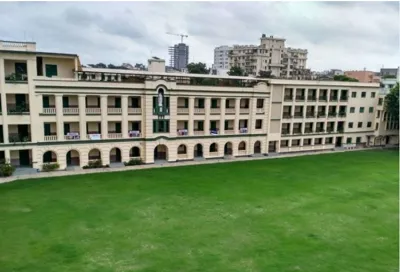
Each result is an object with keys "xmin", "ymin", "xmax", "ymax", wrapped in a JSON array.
[
  {"xmin": 210, "ymin": 108, "xmax": 221, "ymax": 114},
  {"xmin": 256, "ymin": 108, "xmax": 265, "ymax": 114},
  {"xmin": 316, "ymin": 128, "xmax": 325, "ymax": 133},
  {"xmin": 7, "ymin": 105, "xmax": 29, "ymax": 115},
  {"xmin": 128, "ymin": 131, "xmax": 141, "ymax": 137},
  {"xmin": 42, "ymin": 107, "xmax": 56, "ymax": 115},
  {"xmin": 328, "ymin": 112, "xmax": 337, "ymax": 117},
  {"xmin": 306, "ymin": 113, "xmax": 315, "ymax": 118},
  {"xmin": 294, "ymin": 114, "xmax": 303, "ymax": 118},
  {"xmin": 9, "ymin": 133, "xmax": 31, "ymax": 143},
  {"xmin": 295, "ymin": 96, "xmax": 305, "ymax": 101},
  {"xmin": 63, "ymin": 107, "xmax": 79, "ymax": 115},
  {"xmin": 177, "ymin": 108, "xmax": 189, "ymax": 114},
  {"xmin": 177, "ymin": 129, "xmax": 188, "ymax": 136},
  {"xmin": 327, "ymin": 128, "xmax": 335, "ymax": 133},
  {"xmin": 338, "ymin": 112, "xmax": 346, "ymax": 117},
  {"xmin": 340, "ymin": 96, "xmax": 348, "ymax": 101},
  {"xmin": 194, "ymin": 108, "xmax": 205, "ymax": 114},
  {"xmin": 284, "ymin": 95, "xmax": 293, "ymax": 101},
  {"xmin": 283, "ymin": 114, "xmax": 292, "ymax": 119},
  {"xmin": 194, "ymin": 130, "xmax": 204, "ymax": 136},
  {"xmin": 240, "ymin": 108, "xmax": 250, "ymax": 114},
  {"xmin": 128, "ymin": 108, "xmax": 141, "ymax": 114},
  {"xmin": 293, "ymin": 129, "xmax": 302, "ymax": 134},
  {"xmin": 64, "ymin": 133, "xmax": 80, "ymax": 140},
  {"xmin": 319, "ymin": 96, "xmax": 328, "ymax": 101},
  {"xmin": 210, "ymin": 129, "xmax": 219, "ymax": 135},
  {"xmin": 304, "ymin": 129, "xmax": 313, "ymax": 134},
  {"xmin": 225, "ymin": 108, "xmax": 235, "ymax": 114},
  {"xmin": 317, "ymin": 113, "xmax": 326, "ymax": 118},
  {"xmin": 329, "ymin": 96, "xmax": 338, "ymax": 102},
  {"xmin": 281, "ymin": 129, "xmax": 290, "ymax": 135},
  {"xmin": 86, "ymin": 108, "xmax": 101, "ymax": 114},
  {"xmin": 5, "ymin": 73, "xmax": 28, "ymax": 83},
  {"xmin": 239, "ymin": 127, "xmax": 248, "ymax": 134},
  {"xmin": 108, "ymin": 133, "xmax": 122, "ymax": 139},
  {"xmin": 87, "ymin": 134, "xmax": 102, "ymax": 140},
  {"xmin": 225, "ymin": 129, "xmax": 235, "ymax": 134},
  {"xmin": 307, "ymin": 96, "xmax": 317, "ymax": 101},
  {"xmin": 44, "ymin": 135, "xmax": 57, "ymax": 141},
  {"xmin": 107, "ymin": 108, "xmax": 122, "ymax": 114}
]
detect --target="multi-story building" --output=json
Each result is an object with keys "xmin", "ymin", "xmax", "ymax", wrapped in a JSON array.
[
  {"xmin": 213, "ymin": 45, "xmax": 232, "ymax": 70},
  {"xmin": 0, "ymin": 40, "xmax": 397, "ymax": 172},
  {"xmin": 380, "ymin": 67, "xmax": 399, "ymax": 78},
  {"xmin": 228, "ymin": 34, "xmax": 308, "ymax": 78},
  {"xmin": 344, "ymin": 70, "xmax": 380, "ymax": 83},
  {"xmin": 168, "ymin": 43, "xmax": 189, "ymax": 71}
]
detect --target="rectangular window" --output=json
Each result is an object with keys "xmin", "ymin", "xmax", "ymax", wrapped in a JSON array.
[
  {"xmin": 224, "ymin": 120, "xmax": 229, "ymax": 130},
  {"xmin": 198, "ymin": 99, "xmax": 205, "ymax": 108},
  {"xmin": 371, "ymin": 92, "xmax": 376, "ymax": 98},
  {"xmin": 131, "ymin": 97, "xmax": 140, "ymax": 108},
  {"xmin": 153, "ymin": 120, "xmax": 169, "ymax": 133},
  {"xmin": 375, "ymin": 123, "xmax": 379, "ymax": 130},
  {"xmin": 45, "ymin": 64, "xmax": 58, "ymax": 77},
  {"xmin": 115, "ymin": 123, "xmax": 121, "ymax": 133},
  {"xmin": 361, "ymin": 92, "xmax": 366, "ymax": 98},
  {"xmin": 360, "ymin": 107, "xmax": 364, "ymax": 113},
  {"xmin": 350, "ymin": 107, "xmax": 355, "ymax": 113},
  {"xmin": 348, "ymin": 122, "xmax": 353, "ymax": 128},
  {"xmin": 64, "ymin": 123, "xmax": 70, "ymax": 134},
  {"xmin": 42, "ymin": 96, "xmax": 50, "ymax": 108},
  {"xmin": 257, "ymin": 99, "xmax": 264, "ymax": 108},
  {"xmin": 351, "ymin": 92, "xmax": 356, "ymax": 98},
  {"xmin": 378, "ymin": 98, "xmax": 383, "ymax": 105},
  {"xmin": 367, "ymin": 122, "xmax": 372, "ymax": 128},
  {"xmin": 115, "ymin": 97, "xmax": 121, "ymax": 108},
  {"xmin": 356, "ymin": 137, "xmax": 361, "ymax": 144},
  {"xmin": 197, "ymin": 121, "xmax": 204, "ymax": 131},
  {"xmin": 210, "ymin": 121, "xmax": 217, "ymax": 130},
  {"xmin": 15, "ymin": 62, "xmax": 27, "ymax": 76},
  {"xmin": 44, "ymin": 123, "xmax": 51, "ymax": 136},
  {"xmin": 377, "ymin": 110, "xmax": 381, "ymax": 118},
  {"xmin": 358, "ymin": 122, "xmax": 362, "ymax": 128},
  {"xmin": 346, "ymin": 137, "xmax": 352, "ymax": 144},
  {"xmin": 369, "ymin": 107, "xmax": 373, "ymax": 113},
  {"xmin": 255, "ymin": 119, "xmax": 262, "ymax": 129},
  {"xmin": 63, "ymin": 96, "xmax": 69, "ymax": 108},
  {"xmin": 280, "ymin": 140, "xmax": 289, "ymax": 147},
  {"xmin": 211, "ymin": 99, "xmax": 218, "ymax": 109}
]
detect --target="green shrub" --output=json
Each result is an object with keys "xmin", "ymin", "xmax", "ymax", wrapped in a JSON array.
[
  {"xmin": 83, "ymin": 160, "xmax": 109, "ymax": 169},
  {"xmin": 0, "ymin": 162, "xmax": 16, "ymax": 177},
  {"xmin": 124, "ymin": 158, "xmax": 143, "ymax": 166},
  {"xmin": 42, "ymin": 163, "xmax": 60, "ymax": 172}
]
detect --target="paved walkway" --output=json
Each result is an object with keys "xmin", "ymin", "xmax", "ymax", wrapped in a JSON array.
[{"xmin": 0, "ymin": 146, "xmax": 393, "ymax": 184}]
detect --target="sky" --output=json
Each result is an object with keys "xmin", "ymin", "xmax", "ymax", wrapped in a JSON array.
[{"xmin": 0, "ymin": 1, "xmax": 399, "ymax": 72}]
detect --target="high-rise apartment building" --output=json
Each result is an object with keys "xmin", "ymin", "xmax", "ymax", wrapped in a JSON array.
[
  {"xmin": 227, "ymin": 34, "xmax": 308, "ymax": 78},
  {"xmin": 0, "ymin": 40, "xmax": 397, "ymax": 173},
  {"xmin": 213, "ymin": 45, "xmax": 232, "ymax": 70},
  {"xmin": 168, "ymin": 43, "xmax": 189, "ymax": 71}
]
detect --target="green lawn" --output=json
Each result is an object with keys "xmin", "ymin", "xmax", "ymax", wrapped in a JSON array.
[{"xmin": 0, "ymin": 150, "xmax": 398, "ymax": 272}]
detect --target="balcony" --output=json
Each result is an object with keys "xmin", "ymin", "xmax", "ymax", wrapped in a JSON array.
[
  {"xmin": 128, "ymin": 108, "xmax": 142, "ymax": 114},
  {"xmin": 256, "ymin": 108, "xmax": 265, "ymax": 114},
  {"xmin": 107, "ymin": 108, "xmax": 122, "ymax": 114},
  {"xmin": 64, "ymin": 132, "xmax": 80, "ymax": 140},
  {"xmin": 316, "ymin": 128, "xmax": 325, "ymax": 133},
  {"xmin": 225, "ymin": 108, "xmax": 235, "ymax": 114},
  {"xmin": 307, "ymin": 96, "xmax": 317, "ymax": 102},
  {"xmin": 284, "ymin": 95, "xmax": 293, "ymax": 101},
  {"xmin": 240, "ymin": 108, "xmax": 249, "ymax": 114},
  {"xmin": 177, "ymin": 108, "xmax": 189, "ymax": 114},
  {"xmin": 87, "ymin": 134, "xmax": 102, "ymax": 140},
  {"xmin": 7, "ymin": 104, "xmax": 29, "ymax": 115},
  {"xmin": 86, "ymin": 108, "xmax": 101, "ymax": 115},
  {"xmin": 44, "ymin": 135, "xmax": 57, "ymax": 141},
  {"xmin": 281, "ymin": 129, "xmax": 290, "ymax": 135},
  {"xmin": 294, "ymin": 114, "xmax": 303, "ymax": 119},
  {"xmin": 42, "ymin": 108, "xmax": 56, "ymax": 115},
  {"xmin": 210, "ymin": 108, "xmax": 221, "ymax": 114},
  {"xmin": 295, "ymin": 96, "xmax": 305, "ymax": 101},
  {"xmin": 340, "ymin": 96, "xmax": 348, "ymax": 102},
  {"xmin": 329, "ymin": 96, "xmax": 338, "ymax": 102},
  {"xmin": 194, "ymin": 108, "xmax": 205, "ymax": 114},
  {"xmin": 210, "ymin": 129, "xmax": 219, "ymax": 135},
  {"xmin": 9, "ymin": 133, "xmax": 31, "ymax": 143},
  {"xmin": 328, "ymin": 112, "xmax": 337, "ymax": 118},
  {"xmin": 194, "ymin": 130, "xmax": 204, "ymax": 136},
  {"xmin": 108, "ymin": 133, "xmax": 122, "ymax": 139},
  {"xmin": 304, "ymin": 129, "xmax": 313, "ymax": 134},
  {"xmin": 338, "ymin": 112, "xmax": 346, "ymax": 118},
  {"xmin": 317, "ymin": 113, "xmax": 326, "ymax": 118},
  {"xmin": 153, "ymin": 106, "xmax": 169, "ymax": 115},
  {"xmin": 177, "ymin": 129, "xmax": 188, "ymax": 136},
  {"xmin": 306, "ymin": 112, "xmax": 315, "ymax": 118},
  {"xmin": 239, "ymin": 127, "xmax": 248, "ymax": 134},
  {"xmin": 225, "ymin": 129, "xmax": 235, "ymax": 134},
  {"xmin": 319, "ymin": 96, "xmax": 328, "ymax": 101},
  {"xmin": 283, "ymin": 114, "xmax": 292, "ymax": 119},
  {"xmin": 63, "ymin": 107, "xmax": 79, "ymax": 115},
  {"xmin": 327, "ymin": 128, "xmax": 335, "ymax": 133},
  {"xmin": 293, "ymin": 129, "xmax": 302, "ymax": 135}
]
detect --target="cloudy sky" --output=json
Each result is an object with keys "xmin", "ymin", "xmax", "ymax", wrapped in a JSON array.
[{"xmin": 0, "ymin": 1, "xmax": 398, "ymax": 71}]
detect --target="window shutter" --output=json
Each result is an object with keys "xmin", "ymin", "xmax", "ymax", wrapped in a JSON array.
[
  {"xmin": 153, "ymin": 97, "xmax": 157, "ymax": 108},
  {"xmin": 184, "ymin": 98, "xmax": 189, "ymax": 108}
]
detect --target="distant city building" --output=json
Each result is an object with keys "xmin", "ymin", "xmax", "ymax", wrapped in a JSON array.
[
  {"xmin": 226, "ymin": 34, "xmax": 308, "ymax": 79},
  {"xmin": 344, "ymin": 70, "xmax": 380, "ymax": 83},
  {"xmin": 213, "ymin": 45, "xmax": 232, "ymax": 70},
  {"xmin": 210, "ymin": 65, "xmax": 229, "ymax": 76},
  {"xmin": 168, "ymin": 43, "xmax": 189, "ymax": 70},
  {"xmin": 380, "ymin": 67, "xmax": 399, "ymax": 78}
]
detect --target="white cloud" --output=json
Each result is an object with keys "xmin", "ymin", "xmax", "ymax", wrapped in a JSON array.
[{"xmin": 0, "ymin": 1, "xmax": 398, "ymax": 71}]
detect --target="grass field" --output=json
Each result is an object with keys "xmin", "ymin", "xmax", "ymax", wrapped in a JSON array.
[{"xmin": 0, "ymin": 150, "xmax": 398, "ymax": 272}]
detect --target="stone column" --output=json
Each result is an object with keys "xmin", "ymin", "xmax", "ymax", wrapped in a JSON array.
[
  {"xmin": 205, "ymin": 97, "xmax": 211, "ymax": 134},
  {"xmin": 234, "ymin": 98, "xmax": 240, "ymax": 133},
  {"xmin": 78, "ymin": 95, "xmax": 87, "ymax": 139},
  {"xmin": 188, "ymin": 97, "xmax": 194, "ymax": 136},
  {"xmin": 101, "ymin": 95, "xmax": 108, "ymax": 139},
  {"xmin": 219, "ymin": 98, "xmax": 226, "ymax": 135},
  {"xmin": 55, "ymin": 94, "xmax": 64, "ymax": 141},
  {"xmin": 122, "ymin": 95, "xmax": 128, "ymax": 138}
]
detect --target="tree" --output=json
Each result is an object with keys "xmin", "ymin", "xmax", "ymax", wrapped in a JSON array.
[
  {"xmin": 333, "ymin": 75, "xmax": 359, "ymax": 82},
  {"xmin": 227, "ymin": 66, "xmax": 245, "ymax": 76},
  {"xmin": 187, "ymin": 62, "xmax": 209, "ymax": 74},
  {"xmin": 385, "ymin": 82, "xmax": 399, "ymax": 120},
  {"xmin": 258, "ymin": 70, "xmax": 272, "ymax": 78}
]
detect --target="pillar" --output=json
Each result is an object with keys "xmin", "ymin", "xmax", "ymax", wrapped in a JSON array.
[
  {"xmin": 78, "ymin": 95, "xmax": 87, "ymax": 139},
  {"xmin": 122, "ymin": 95, "xmax": 128, "ymax": 138},
  {"xmin": 55, "ymin": 94, "xmax": 64, "ymax": 141},
  {"xmin": 234, "ymin": 98, "xmax": 240, "ymax": 133},
  {"xmin": 188, "ymin": 97, "xmax": 194, "ymax": 136},
  {"xmin": 220, "ymin": 98, "xmax": 226, "ymax": 135},
  {"xmin": 205, "ymin": 97, "xmax": 210, "ymax": 134},
  {"xmin": 101, "ymin": 95, "xmax": 108, "ymax": 139}
]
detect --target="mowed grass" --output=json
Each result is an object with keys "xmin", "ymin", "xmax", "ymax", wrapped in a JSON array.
[{"xmin": 0, "ymin": 150, "xmax": 398, "ymax": 272}]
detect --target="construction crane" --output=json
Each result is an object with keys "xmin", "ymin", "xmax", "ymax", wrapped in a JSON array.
[{"xmin": 166, "ymin": 32, "xmax": 188, "ymax": 43}]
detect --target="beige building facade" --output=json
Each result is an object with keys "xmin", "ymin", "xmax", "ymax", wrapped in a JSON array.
[{"xmin": 0, "ymin": 40, "xmax": 398, "ymax": 172}]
